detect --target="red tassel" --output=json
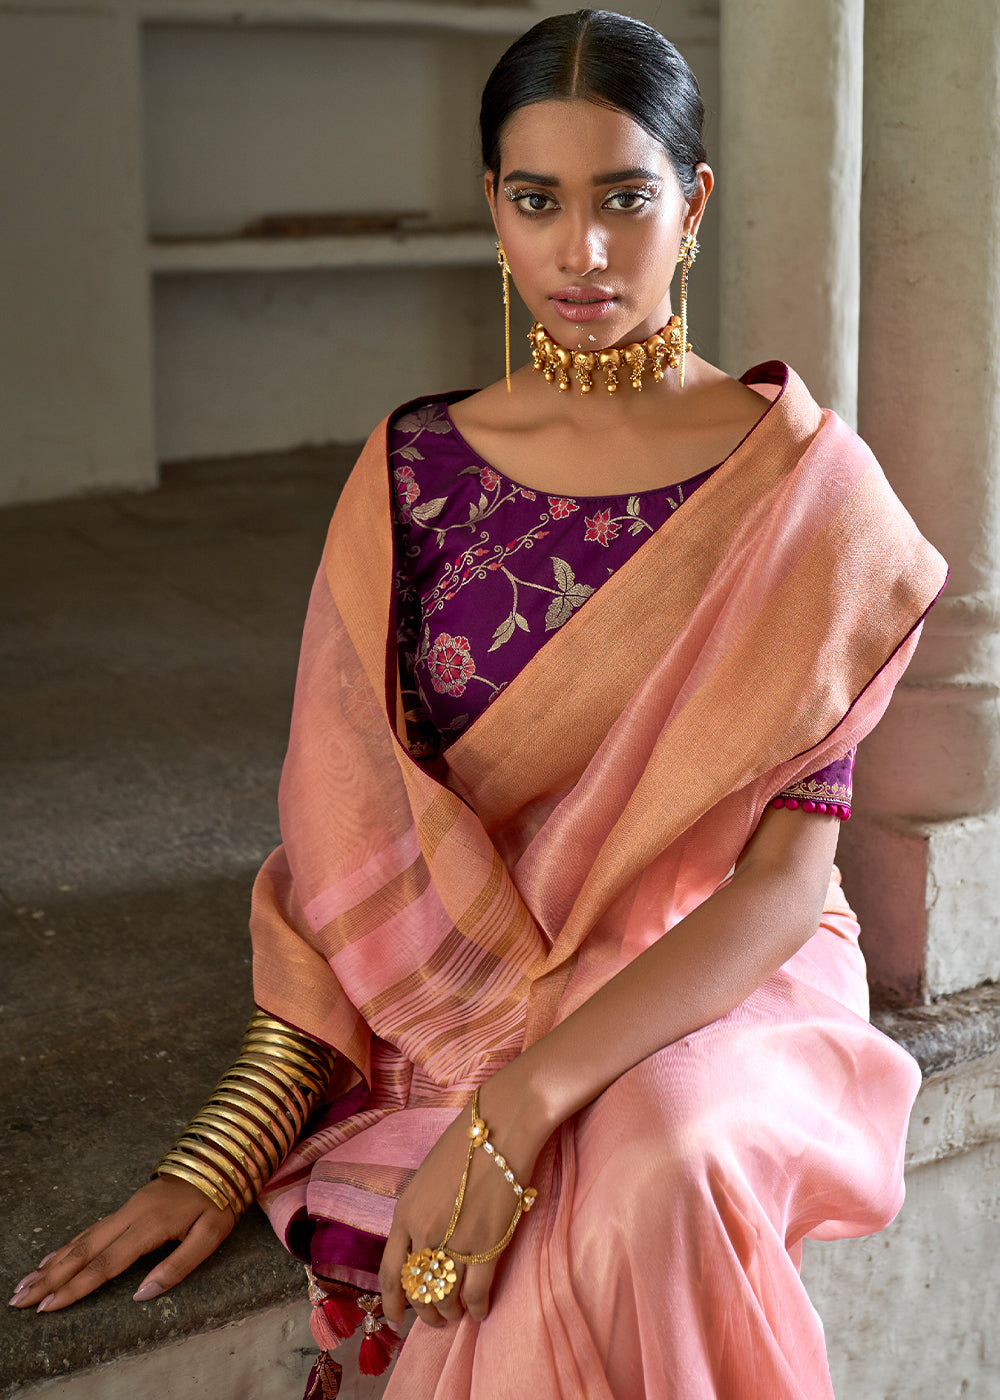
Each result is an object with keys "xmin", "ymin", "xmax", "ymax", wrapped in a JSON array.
[
  {"xmin": 320, "ymin": 1292, "xmax": 365, "ymax": 1342},
  {"xmin": 358, "ymin": 1318, "xmax": 402, "ymax": 1376}
]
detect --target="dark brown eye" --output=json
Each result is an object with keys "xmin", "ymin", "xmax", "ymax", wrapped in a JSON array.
[{"xmin": 604, "ymin": 190, "xmax": 652, "ymax": 211}]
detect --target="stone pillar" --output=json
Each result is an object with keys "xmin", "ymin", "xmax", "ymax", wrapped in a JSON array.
[
  {"xmin": 842, "ymin": 0, "xmax": 1000, "ymax": 1002},
  {"xmin": 718, "ymin": 0, "xmax": 863, "ymax": 423}
]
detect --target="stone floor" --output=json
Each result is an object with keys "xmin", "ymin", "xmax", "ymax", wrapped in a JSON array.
[{"xmin": 1, "ymin": 447, "xmax": 355, "ymax": 1397}]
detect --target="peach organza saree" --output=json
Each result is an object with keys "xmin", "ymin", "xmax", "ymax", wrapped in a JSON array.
[{"xmin": 252, "ymin": 366, "xmax": 946, "ymax": 1397}]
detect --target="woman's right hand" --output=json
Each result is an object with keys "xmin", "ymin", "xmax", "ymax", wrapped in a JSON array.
[{"xmin": 8, "ymin": 1176, "xmax": 236, "ymax": 1313}]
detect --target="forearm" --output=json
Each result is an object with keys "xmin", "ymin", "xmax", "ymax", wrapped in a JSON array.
[
  {"xmin": 488, "ymin": 808, "xmax": 840, "ymax": 1145},
  {"xmin": 154, "ymin": 1010, "xmax": 336, "ymax": 1215}
]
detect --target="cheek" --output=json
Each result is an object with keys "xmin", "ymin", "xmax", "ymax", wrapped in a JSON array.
[
  {"xmin": 498, "ymin": 220, "xmax": 546, "ymax": 292},
  {"xmin": 632, "ymin": 219, "xmax": 682, "ymax": 277}
]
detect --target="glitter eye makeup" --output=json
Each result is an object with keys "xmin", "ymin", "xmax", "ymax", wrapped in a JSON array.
[
  {"xmin": 501, "ymin": 182, "xmax": 661, "ymax": 211},
  {"xmin": 504, "ymin": 187, "xmax": 558, "ymax": 214}
]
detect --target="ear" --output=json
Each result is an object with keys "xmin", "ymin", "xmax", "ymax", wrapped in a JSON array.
[
  {"xmin": 484, "ymin": 170, "xmax": 501, "ymax": 237},
  {"xmin": 684, "ymin": 163, "xmax": 714, "ymax": 239}
]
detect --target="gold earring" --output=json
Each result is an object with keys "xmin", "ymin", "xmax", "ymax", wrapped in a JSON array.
[
  {"xmin": 497, "ymin": 240, "xmax": 511, "ymax": 394},
  {"xmin": 676, "ymin": 232, "xmax": 699, "ymax": 388}
]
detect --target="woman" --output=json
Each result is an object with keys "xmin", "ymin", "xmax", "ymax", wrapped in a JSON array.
[{"xmin": 11, "ymin": 12, "xmax": 946, "ymax": 1398}]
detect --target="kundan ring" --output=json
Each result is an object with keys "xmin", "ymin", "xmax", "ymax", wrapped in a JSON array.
[{"xmin": 401, "ymin": 1246, "xmax": 459, "ymax": 1304}]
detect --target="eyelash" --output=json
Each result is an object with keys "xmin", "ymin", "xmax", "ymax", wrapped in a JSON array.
[{"xmin": 503, "ymin": 186, "xmax": 658, "ymax": 215}]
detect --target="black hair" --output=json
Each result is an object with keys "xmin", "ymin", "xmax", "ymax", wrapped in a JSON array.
[{"xmin": 480, "ymin": 9, "xmax": 706, "ymax": 199}]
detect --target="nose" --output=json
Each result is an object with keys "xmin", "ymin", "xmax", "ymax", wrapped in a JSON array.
[{"xmin": 556, "ymin": 213, "xmax": 608, "ymax": 277}]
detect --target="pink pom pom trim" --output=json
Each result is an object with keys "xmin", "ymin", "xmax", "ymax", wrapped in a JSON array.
[{"xmin": 770, "ymin": 796, "xmax": 851, "ymax": 821}]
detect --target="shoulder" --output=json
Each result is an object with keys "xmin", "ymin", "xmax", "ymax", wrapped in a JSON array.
[{"xmin": 388, "ymin": 390, "xmax": 475, "ymax": 437}]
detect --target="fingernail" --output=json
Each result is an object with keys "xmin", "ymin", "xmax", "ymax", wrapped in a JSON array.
[
  {"xmin": 133, "ymin": 1280, "xmax": 164, "ymax": 1302},
  {"xmin": 36, "ymin": 1294, "xmax": 57, "ymax": 1314},
  {"xmin": 13, "ymin": 1271, "xmax": 40, "ymax": 1294},
  {"xmin": 37, "ymin": 1253, "xmax": 58, "ymax": 1268}
]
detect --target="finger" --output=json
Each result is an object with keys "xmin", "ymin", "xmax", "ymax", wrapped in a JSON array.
[
  {"xmin": 398, "ymin": 1253, "xmax": 464, "ymax": 1329},
  {"xmin": 410, "ymin": 1296, "xmax": 448, "ymax": 1328},
  {"xmin": 461, "ymin": 1262, "xmax": 495, "ymax": 1322},
  {"xmin": 10, "ymin": 1217, "xmax": 128, "ymax": 1310},
  {"xmin": 27, "ymin": 1200, "xmax": 230, "ymax": 1314},
  {"xmin": 433, "ymin": 1262, "xmax": 466, "ymax": 1324},
  {"xmin": 384, "ymin": 1234, "xmax": 462, "ymax": 1327},
  {"xmin": 33, "ymin": 1233, "xmax": 146, "ymax": 1312},
  {"xmin": 132, "ymin": 1208, "xmax": 235, "ymax": 1302},
  {"xmin": 8, "ymin": 1272, "xmax": 40, "ymax": 1307},
  {"xmin": 409, "ymin": 1267, "xmax": 464, "ymax": 1329},
  {"xmin": 379, "ymin": 1217, "xmax": 411, "ymax": 1326}
]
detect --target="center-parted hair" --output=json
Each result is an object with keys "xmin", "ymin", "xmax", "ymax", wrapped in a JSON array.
[{"xmin": 480, "ymin": 9, "xmax": 706, "ymax": 198}]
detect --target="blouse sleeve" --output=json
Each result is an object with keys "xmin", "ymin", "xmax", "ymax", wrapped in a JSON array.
[{"xmin": 770, "ymin": 747, "xmax": 855, "ymax": 820}]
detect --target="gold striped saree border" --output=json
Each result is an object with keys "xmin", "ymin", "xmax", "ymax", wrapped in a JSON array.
[{"xmin": 547, "ymin": 458, "xmax": 946, "ymax": 970}]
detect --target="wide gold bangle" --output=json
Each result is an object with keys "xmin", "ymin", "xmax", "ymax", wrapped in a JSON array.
[{"xmin": 153, "ymin": 1009, "xmax": 336, "ymax": 1218}]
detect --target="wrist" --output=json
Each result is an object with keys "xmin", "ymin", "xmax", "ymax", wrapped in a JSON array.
[{"xmin": 478, "ymin": 1048, "xmax": 570, "ymax": 1169}]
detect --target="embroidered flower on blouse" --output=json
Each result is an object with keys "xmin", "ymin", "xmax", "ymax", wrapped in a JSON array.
[
  {"xmin": 548, "ymin": 497, "xmax": 579, "ymax": 519},
  {"xmin": 519, "ymin": 488, "xmax": 537, "ymax": 501},
  {"xmin": 427, "ymin": 633, "xmax": 476, "ymax": 697},
  {"xmin": 480, "ymin": 467, "xmax": 500, "ymax": 491},
  {"xmin": 394, "ymin": 404, "xmax": 451, "ymax": 436},
  {"xmin": 583, "ymin": 508, "xmax": 620, "ymax": 547},
  {"xmin": 393, "ymin": 465, "xmax": 421, "ymax": 519}
]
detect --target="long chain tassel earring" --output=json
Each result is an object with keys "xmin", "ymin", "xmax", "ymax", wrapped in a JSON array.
[
  {"xmin": 676, "ymin": 232, "xmax": 699, "ymax": 389},
  {"xmin": 497, "ymin": 240, "xmax": 512, "ymax": 393}
]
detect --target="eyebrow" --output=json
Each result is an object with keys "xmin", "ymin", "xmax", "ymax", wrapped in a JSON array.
[{"xmin": 502, "ymin": 166, "xmax": 662, "ymax": 186}]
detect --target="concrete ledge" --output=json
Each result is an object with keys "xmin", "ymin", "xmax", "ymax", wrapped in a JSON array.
[
  {"xmin": 804, "ymin": 1045, "xmax": 1000, "ymax": 1400},
  {"xmin": 872, "ymin": 980, "xmax": 1000, "ymax": 1078},
  {"xmin": 4, "ymin": 1300, "xmax": 405, "ymax": 1400},
  {"xmin": 6, "ymin": 1302, "xmax": 315, "ymax": 1400}
]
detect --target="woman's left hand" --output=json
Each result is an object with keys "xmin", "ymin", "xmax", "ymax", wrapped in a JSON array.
[{"xmin": 379, "ymin": 1074, "xmax": 548, "ymax": 1329}]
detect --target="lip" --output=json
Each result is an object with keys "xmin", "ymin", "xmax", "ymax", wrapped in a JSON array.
[{"xmin": 549, "ymin": 287, "xmax": 617, "ymax": 323}]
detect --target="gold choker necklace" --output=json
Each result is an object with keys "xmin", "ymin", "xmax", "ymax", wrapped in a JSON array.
[{"xmin": 527, "ymin": 317, "xmax": 690, "ymax": 395}]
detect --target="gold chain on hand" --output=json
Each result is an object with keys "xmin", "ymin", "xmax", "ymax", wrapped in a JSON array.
[{"xmin": 400, "ymin": 1088, "xmax": 537, "ymax": 1304}]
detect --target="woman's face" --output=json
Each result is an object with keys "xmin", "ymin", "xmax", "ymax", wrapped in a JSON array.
[{"xmin": 486, "ymin": 99, "xmax": 711, "ymax": 354}]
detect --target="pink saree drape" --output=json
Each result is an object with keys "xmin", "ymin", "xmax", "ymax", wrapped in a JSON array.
[{"xmin": 251, "ymin": 365, "xmax": 947, "ymax": 1397}]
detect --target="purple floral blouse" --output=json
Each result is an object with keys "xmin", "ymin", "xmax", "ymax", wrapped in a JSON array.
[{"xmin": 390, "ymin": 395, "xmax": 854, "ymax": 815}]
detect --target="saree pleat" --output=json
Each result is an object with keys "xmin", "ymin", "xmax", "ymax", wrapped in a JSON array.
[{"xmin": 250, "ymin": 364, "xmax": 947, "ymax": 1392}]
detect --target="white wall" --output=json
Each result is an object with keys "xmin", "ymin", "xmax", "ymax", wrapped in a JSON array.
[
  {"xmin": 154, "ymin": 265, "xmax": 502, "ymax": 460},
  {"xmin": 0, "ymin": 6, "xmax": 154, "ymax": 503},
  {"xmin": 0, "ymin": 1, "xmax": 720, "ymax": 497},
  {"xmin": 143, "ymin": 24, "xmax": 490, "ymax": 236},
  {"xmin": 143, "ymin": 4, "xmax": 720, "ymax": 462},
  {"xmin": 143, "ymin": 21, "xmax": 508, "ymax": 458}
]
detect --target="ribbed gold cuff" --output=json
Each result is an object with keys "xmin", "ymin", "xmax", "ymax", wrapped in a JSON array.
[{"xmin": 153, "ymin": 1010, "xmax": 336, "ymax": 1218}]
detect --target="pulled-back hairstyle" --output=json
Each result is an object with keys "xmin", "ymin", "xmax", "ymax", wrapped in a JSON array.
[{"xmin": 480, "ymin": 10, "xmax": 706, "ymax": 199}]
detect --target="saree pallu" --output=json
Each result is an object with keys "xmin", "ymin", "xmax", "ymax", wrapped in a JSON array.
[{"xmin": 251, "ymin": 364, "xmax": 947, "ymax": 1396}]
